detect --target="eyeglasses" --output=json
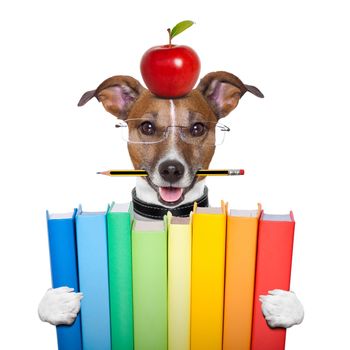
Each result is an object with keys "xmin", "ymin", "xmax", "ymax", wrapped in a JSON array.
[{"xmin": 115, "ymin": 118, "xmax": 230, "ymax": 146}]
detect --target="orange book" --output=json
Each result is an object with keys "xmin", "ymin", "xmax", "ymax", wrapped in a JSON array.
[
  {"xmin": 251, "ymin": 211, "xmax": 295, "ymax": 350},
  {"xmin": 223, "ymin": 204, "xmax": 261, "ymax": 350},
  {"xmin": 190, "ymin": 201, "xmax": 227, "ymax": 350}
]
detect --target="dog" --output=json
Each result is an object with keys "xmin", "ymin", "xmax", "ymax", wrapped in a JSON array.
[{"xmin": 38, "ymin": 71, "xmax": 304, "ymax": 331}]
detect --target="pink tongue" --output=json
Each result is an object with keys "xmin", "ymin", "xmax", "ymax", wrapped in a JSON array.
[{"xmin": 159, "ymin": 187, "xmax": 184, "ymax": 202}]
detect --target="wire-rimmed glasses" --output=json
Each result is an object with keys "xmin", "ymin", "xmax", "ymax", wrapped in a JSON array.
[{"xmin": 115, "ymin": 118, "xmax": 230, "ymax": 146}]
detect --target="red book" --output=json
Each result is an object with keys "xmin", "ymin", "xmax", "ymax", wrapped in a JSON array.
[{"xmin": 251, "ymin": 211, "xmax": 295, "ymax": 350}]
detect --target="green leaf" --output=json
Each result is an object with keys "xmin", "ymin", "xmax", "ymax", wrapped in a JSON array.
[{"xmin": 170, "ymin": 20, "xmax": 195, "ymax": 39}]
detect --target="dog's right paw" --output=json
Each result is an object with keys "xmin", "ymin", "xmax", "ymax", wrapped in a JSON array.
[{"xmin": 38, "ymin": 286, "xmax": 83, "ymax": 326}]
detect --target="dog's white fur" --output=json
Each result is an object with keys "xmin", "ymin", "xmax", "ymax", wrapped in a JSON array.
[
  {"xmin": 39, "ymin": 76, "xmax": 304, "ymax": 330},
  {"xmin": 169, "ymin": 99, "xmax": 176, "ymax": 126},
  {"xmin": 38, "ymin": 287, "xmax": 83, "ymax": 326},
  {"xmin": 260, "ymin": 289, "xmax": 304, "ymax": 328}
]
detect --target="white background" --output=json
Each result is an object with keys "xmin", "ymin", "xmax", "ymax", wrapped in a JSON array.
[{"xmin": 1, "ymin": 0, "xmax": 349, "ymax": 349}]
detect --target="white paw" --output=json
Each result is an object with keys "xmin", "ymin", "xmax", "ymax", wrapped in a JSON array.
[
  {"xmin": 259, "ymin": 289, "xmax": 304, "ymax": 328},
  {"xmin": 38, "ymin": 286, "xmax": 83, "ymax": 326}
]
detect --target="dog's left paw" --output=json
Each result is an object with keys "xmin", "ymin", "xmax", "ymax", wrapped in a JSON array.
[{"xmin": 259, "ymin": 289, "xmax": 304, "ymax": 328}]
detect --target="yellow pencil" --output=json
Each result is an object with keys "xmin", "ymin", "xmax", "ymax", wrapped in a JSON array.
[{"xmin": 97, "ymin": 169, "xmax": 244, "ymax": 177}]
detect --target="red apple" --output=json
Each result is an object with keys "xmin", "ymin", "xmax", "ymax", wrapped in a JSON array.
[{"xmin": 140, "ymin": 21, "xmax": 201, "ymax": 98}]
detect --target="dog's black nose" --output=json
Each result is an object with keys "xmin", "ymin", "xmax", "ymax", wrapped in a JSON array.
[{"xmin": 158, "ymin": 160, "xmax": 185, "ymax": 183}]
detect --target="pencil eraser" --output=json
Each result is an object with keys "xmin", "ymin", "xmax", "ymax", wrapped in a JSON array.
[{"xmin": 240, "ymin": 169, "xmax": 245, "ymax": 175}]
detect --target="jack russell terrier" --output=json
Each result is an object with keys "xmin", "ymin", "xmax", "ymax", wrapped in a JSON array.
[{"xmin": 38, "ymin": 71, "xmax": 304, "ymax": 330}]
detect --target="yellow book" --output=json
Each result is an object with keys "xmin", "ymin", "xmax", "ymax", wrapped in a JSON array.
[
  {"xmin": 190, "ymin": 202, "xmax": 227, "ymax": 350},
  {"xmin": 167, "ymin": 212, "xmax": 192, "ymax": 350},
  {"xmin": 223, "ymin": 204, "xmax": 261, "ymax": 350}
]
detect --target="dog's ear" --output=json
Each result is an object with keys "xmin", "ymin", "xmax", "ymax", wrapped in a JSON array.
[
  {"xmin": 196, "ymin": 71, "xmax": 264, "ymax": 119},
  {"xmin": 78, "ymin": 76, "xmax": 145, "ymax": 119}
]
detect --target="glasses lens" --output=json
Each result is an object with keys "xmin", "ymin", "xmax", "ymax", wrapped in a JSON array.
[
  {"xmin": 179, "ymin": 122, "xmax": 228, "ymax": 146},
  {"xmin": 118, "ymin": 119, "xmax": 166, "ymax": 144},
  {"xmin": 179, "ymin": 122, "xmax": 210, "ymax": 145}
]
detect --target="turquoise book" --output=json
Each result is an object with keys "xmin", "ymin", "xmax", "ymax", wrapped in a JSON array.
[
  {"xmin": 46, "ymin": 209, "xmax": 82, "ymax": 350},
  {"xmin": 76, "ymin": 205, "xmax": 111, "ymax": 350},
  {"xmin": 106, "ymin": 202, "xmax": 134, "ymax": 350}
]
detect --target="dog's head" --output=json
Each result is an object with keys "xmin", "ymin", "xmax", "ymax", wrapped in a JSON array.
[{"xmin": 78, "ymin": 71, "xmax": 263, "ymax": 207}]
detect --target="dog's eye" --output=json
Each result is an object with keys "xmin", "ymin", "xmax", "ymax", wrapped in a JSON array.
[
  {"xmin": 139, "ymin": 121, "xmax": 155, "ymax": 136},
  {"xmin": 190, "ymin": 123, "xmax": 206, "ymax": 137}
]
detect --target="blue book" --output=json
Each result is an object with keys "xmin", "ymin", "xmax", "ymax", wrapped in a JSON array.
[
  {"xmin": 76, "ymin": 205, "xmax": 111, "ymax": 350},
  {"xmin": 46, "ymin": 209, "xmax": 83, "ymax": 350}
]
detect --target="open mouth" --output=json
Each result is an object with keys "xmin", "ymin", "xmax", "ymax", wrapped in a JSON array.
[
  {"xmin": 159, "ymin": 187, "xmax": 184, "ymax": 204},
  {"xmin": 144, "ymin": 171, "xmax": 200, "ymax": 207},
  {"xmin": 145, "ymin": 177, "xmax": 192, "ymax": 206}
]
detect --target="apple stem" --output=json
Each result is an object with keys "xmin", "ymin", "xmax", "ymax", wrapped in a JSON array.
[{"xmin": 167, "ymin": 28, "xmax": 172, "ymax": 46}]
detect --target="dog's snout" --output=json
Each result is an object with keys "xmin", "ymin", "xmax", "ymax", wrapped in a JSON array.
[{"xmin": 158, "ymin": 160, "xmax": 185, "ymax": 183}]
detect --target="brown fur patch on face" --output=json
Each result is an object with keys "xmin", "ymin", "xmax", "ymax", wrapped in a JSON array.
[
  {"xmin": 127, "ymin": 91, "xmax": 173, "ymax": 174},
  {"xmin": 170, "ymin": 91, "xmax": 216, "ymax": 175},
  {"xmin": 126, "ymin": 90, "xmax": 217, "ymax": 187}
]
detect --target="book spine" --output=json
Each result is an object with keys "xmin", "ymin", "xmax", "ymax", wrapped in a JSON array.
[
  {"xmin": 190, "ymin": 213, "xmax": 226, "ymax": 350},
  {"xmin": 132, "ymin": 225, "xmax": 168, "ymax": 350},
  {"xmin": 76, "ymin": 213, "xmax": 111, "ymax": 350},
  {"xmin": 251, "ymin": 216, "xmax": 295, "ymax": 350},
  {"xmin": 168, "ymin": 223, "xmax": 191, "ymax": 350},
  {"xmin": 46, "ymin": 210, "xmax": 82, "ymax": 350},
  {"xmin": 223, "ymin": 215, "xmax": 259, "ymax": 350},
  {"xmin": 107, "ymin": 211, "xmax": 134, "ymax": 350}
]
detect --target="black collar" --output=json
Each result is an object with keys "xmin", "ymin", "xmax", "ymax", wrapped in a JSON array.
[{"xmin": 132, "ymin": 186, "xmax": 209, "ymax": 220}]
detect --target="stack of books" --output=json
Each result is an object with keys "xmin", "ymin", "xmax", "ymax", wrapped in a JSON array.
[{"xmin": 46, "ymin": 201, "xmax": 295, "ymax": 350}]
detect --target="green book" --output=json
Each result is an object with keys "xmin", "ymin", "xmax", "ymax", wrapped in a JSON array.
[
  {"xmin": 107, "ymin": 202, "xmax": 134, "ymax": 350},
  {"xmin": 132, "ymin": 217, "xmax": 168, "ymax": 350}
]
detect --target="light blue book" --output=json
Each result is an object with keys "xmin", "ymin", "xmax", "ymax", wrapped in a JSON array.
[{"xmin": 76, "ymin": 205, "xmax": 111, "ymax": 350}]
